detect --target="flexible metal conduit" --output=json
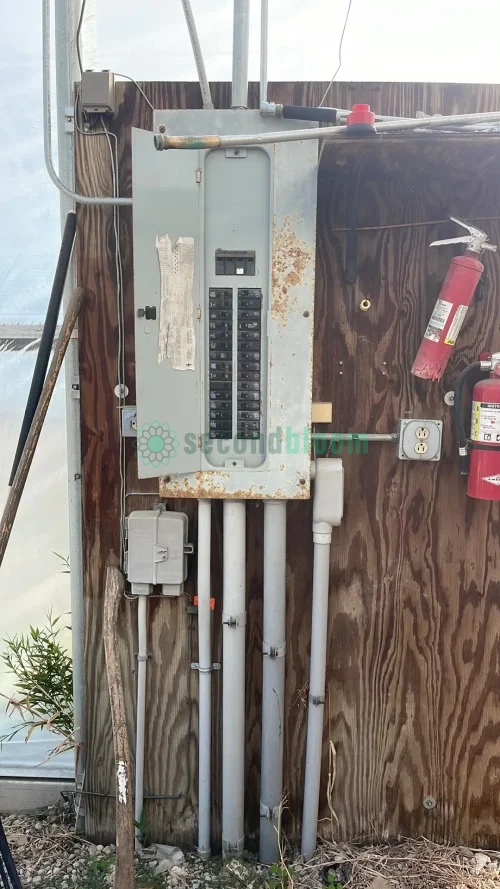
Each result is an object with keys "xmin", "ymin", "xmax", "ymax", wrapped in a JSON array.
[
  {"xmin": 154, "ymin": 110, "xmax": 500, "ymax": 150},
  {"xmin": 180, "ymin": 0, "xmax": 214, "ymax": 109},
  {"xmin": 43, "ymin": 0, "xmax": 132, "ymax": 206}
]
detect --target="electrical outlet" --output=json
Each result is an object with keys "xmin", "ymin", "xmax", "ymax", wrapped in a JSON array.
[{"xmin": 398, "ymin": 419, "xmax": 442, "ymax": 462}]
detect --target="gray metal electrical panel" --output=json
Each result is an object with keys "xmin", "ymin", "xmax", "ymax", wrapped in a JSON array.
[{"xmin": 132, "ymin": 110, "xmax": 318, "ymax": 499}]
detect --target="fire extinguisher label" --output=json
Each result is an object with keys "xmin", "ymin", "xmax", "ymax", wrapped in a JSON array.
[
  {"xmin": 423, "ymin": 298, "xmax": 453, "ymax": 342},
  {"xmin": 482, "ymin": 475, "xmax": 500, "ymax": 486},
  {"xmin": 444, "ymin": 305, "xmax": 469, "ymax": 346},
  {"xmin": 471, "ymin": 400, "xmax": 500, "ymax": 443}
]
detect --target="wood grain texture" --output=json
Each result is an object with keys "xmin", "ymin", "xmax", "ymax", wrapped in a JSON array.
[{"xmin": 77, "ymin": 81, "xmax": 500, "ymax": 849}]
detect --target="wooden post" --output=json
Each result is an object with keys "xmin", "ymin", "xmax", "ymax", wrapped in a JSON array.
[
  {"xmin": 103, "ymin": 566, "xmax": 135, "ymax": 889},
  {"xmin": 0, "ymin": 285, "xmax": 85, "ymax": 568}
]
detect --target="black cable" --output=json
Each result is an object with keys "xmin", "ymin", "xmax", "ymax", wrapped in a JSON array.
[
  {"xmin": 0, "ymin": 818, "xmax": 22, "ymax": 889},
  {"xmin": 454, "ymin": 361, "xmax": 482, "ymax": 476},
  {"xmin": 8, "ymin": 212, "xmax": 76, "ymax": 486},
  {"xmin": 282, "ymin": 104, "xmax": 338, "ymax": 123}
]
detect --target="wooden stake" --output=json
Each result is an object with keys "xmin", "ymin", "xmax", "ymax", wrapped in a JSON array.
[
  {"xmin": 104, "ymin": 566, "xmax": 135, "ymax": 889},
  {"xmin": 0, "ymin": 286, "xmax": 85, "ymax": 568}
]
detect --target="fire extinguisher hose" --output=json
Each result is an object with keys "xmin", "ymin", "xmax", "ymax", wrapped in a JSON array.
[{"xmin": 454, "ymin": 361, "xmax": 482, "ymax": 475}]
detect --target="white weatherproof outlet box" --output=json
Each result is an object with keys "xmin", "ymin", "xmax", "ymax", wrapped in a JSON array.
[
  {"xmin": 132, "ymin": 110, "xmax": 318, "ymax": 500},
  {"xmin": 397, "ymin": 419, "xmax": 443, "ymax": 462},
  {"xmin": 126, "ymin": 510, "xmax": 189, "ymax": 596}
]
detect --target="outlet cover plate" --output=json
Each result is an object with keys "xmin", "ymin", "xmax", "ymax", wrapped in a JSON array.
[{"xmin": 397, "ymin": 419, "xmax": 443, "ymax": 461}]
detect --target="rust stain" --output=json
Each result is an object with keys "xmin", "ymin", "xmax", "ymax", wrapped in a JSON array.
[
  {"xmin": 159, "ymin": 470, "xmax": 310, "ymax": 500},
  {"xmin": 271, "ymin": 215, "xmax": 314, "ymax": 328}
]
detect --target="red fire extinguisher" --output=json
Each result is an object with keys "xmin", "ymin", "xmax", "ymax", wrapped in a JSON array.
[
  {"xmin": 411, "ymin": 217, "xmax": 497, "ymax": 381},
  {"xmin": 454, "ymin": 352, "xmax": 500, "ymax": 500}
]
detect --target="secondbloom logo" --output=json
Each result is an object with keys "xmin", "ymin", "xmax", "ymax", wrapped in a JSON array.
[
  {"xmin": 137, "ymin": 422, "xmax": 179, "ymax": 466},
  {"xmin": 135, "ymin": 422, "xmax": 369, "ymax": 467}
]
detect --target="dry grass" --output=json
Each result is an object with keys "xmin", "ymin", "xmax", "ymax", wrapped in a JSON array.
[{"xmin": 295, "ymin": 838, "xmax": 500, "ymax": 889}]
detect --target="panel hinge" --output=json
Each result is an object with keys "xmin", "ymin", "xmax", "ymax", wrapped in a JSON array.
[{"xmin": 196, "ymin": 168, "xmax": 202, "ymax": 184}]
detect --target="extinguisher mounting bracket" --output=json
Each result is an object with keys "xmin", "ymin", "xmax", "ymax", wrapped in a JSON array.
[{"xmin": 430, "ymin": 216, "xmax": 497, "ymax": 256}]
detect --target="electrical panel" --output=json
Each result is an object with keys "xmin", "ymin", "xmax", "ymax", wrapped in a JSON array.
[{"xmin": 132, "ymin": 110, "xmax": 318, "ymax": 499}]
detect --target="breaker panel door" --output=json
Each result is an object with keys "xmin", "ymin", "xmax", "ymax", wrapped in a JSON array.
[{"xmin": 132, "ymin": 127, "xmax": 202, "ymax": 478}]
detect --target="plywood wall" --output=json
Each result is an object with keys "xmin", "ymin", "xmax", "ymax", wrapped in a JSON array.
[{"xmin": 76, "ymin": 81, "xmax": 500, "ymax": 849}]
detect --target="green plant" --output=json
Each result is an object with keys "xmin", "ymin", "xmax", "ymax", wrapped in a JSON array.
[
  {"xmin": 1, "ymin": 611, "xmax": 74, "ymax": 758},
  {"xmin": 52, "ymin": 552, "xmax": 71, "ymax": 574},
  {"xmin": 133, "ymin": 809, "xmax": 151, "ymax": 848},
  {"xmin": 268, "ymin": 863, "xmax": 295, "ymax": 889}
]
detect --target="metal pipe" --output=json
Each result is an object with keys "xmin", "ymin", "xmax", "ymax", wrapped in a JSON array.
[
  {"xmin": 154, "ymin": 110, "xmax": 500, "ymax": 151},
  {"xmin": 197, "ymin": 499, "xmax": 212, "ymax": 860},
  {"xmin": 9, "ymin": 212, "xmax": 76, "ymax": 486},
  {"xmin": 54, "ymin": 0, "xmax": 87, "ymax": 825},
  {"xmin": 301, "ymin": 521, "xmax": 332, "ymax": 860},
  {"xmin": 222, "ymin": 500, "xmax": 246, "ymax": 858},
  {"xmin": 43, "ymin": 0, "xmax": 132, "ymax": 206},
  {"xmin": 312, "ymin": 432, "xmax": 397, "ymax": 443},
  {"xmin": 259, "ymin": 501, "xmax": 287, "ymax": 864},
  {"xmin": 260, "ymin": 0, "xmax": 268, "ymax": 105},
  {"xmin": 180, "ymin": 0, "xmax": 214, "ymax": 109},
  {"xmin": 135, "ymin": 594, "xmax": 148, "ymax": 845},
  {"xmin": 231, "ymin": 0, "xmax": 250, "ymax": 108}
]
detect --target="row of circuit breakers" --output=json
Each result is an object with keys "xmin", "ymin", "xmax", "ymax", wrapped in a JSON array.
[{"xmin": 209, "ymin": 286, "xmax": 262, "ymax": 441}]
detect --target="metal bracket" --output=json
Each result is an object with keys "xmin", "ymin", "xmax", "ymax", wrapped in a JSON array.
[
  {"xmin": 136, "ymin": 653, "xmax": 151, "ymax": 662},
  {"xmin": 259, "ymin": 800, "xmax": 281, "ymax": 821},
  {"xmin": 310, "ymin": 695, "xmax": 325, "ymax": 705},
  {"xmin": 222, "ymin": 612, "xmax": 247, "ymax": 628},
  {"xmin": 64, "ymin": 105, "xmax": 74, "ymax": 134},
  {"xmin": 263, "ymin": 641, "xmax": 286, "ymax": 659},
  {"xmin": 121, "ymin": 407, "xmax": 137, "ymax": 438},
  {"xmin": 190, "ymin": 662, "xmax": 221, "ymax": 673}
]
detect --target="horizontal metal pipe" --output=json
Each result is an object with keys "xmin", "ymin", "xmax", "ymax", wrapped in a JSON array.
[
  {"xmin": 154, "ymin": 110, "xmax": 500, "ymax": 151},
  {"xmin": 312, "ymin": 432, "xmax": 398, "ymax": 443}
]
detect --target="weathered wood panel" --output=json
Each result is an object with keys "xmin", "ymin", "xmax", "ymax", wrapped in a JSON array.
[{"xmin": 77, "ymin": 81, "xmax": 500, "ymax": 848}]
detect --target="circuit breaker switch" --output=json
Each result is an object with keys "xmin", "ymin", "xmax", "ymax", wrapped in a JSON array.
[{"xmin": 126, "ymin": 510, "xmax": 190, "ymax": 597}]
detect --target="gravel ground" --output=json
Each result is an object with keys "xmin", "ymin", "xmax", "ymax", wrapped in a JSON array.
[{"xmin": 4, "ymin": 811, "xmax": 500, "ymax": 889}]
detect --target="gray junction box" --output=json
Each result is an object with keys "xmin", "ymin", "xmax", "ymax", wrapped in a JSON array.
[{"xmin": 132, "ymin": 110, "xmax": 318, "ymax": 499}]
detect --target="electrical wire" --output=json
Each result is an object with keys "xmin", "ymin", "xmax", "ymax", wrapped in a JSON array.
[
  {"xmin": 101, "ymin": 117, "xmax": 127, "ymax": 563},
  {"xmin": 330, "ymin": 215, "xmax": 500, "ymax": 234},
  {"xmin": 76, "ymin": 0, "xmax": 87, "ymax": 75},
  {"xmin": 319, "ymin": 0, "xmax": 354, "ymax": 108},
  {"xmin": 114, "ymin": 74, "xmax": 155, "ymax": 112}
]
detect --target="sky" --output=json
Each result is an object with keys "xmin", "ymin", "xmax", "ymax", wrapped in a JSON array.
[{"xmin": 2, "ymin": 0, "xmax": 500, "ymax": 323}]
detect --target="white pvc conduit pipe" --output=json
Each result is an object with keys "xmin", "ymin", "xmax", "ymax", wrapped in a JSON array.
[
  {"xmin": 180, "ymin": 0, "xmax": 214, "ymax": 109},
  {"xmin": 197, "ymin": 500, "xmax": 212, "ymax": 859},
  {"xmin": 155, "ymin": 110, "xmax": 500, "ymax": 150},
  {"xmin": 222, "ymin": 500, "xmax": 246, "ymax": 857},
  {"xmin": 259, "ymin": 501, "xmax": 287, "ymax": 863},
  {"xmin": 301, "ymin": 522, "xmax": 332, "ymax": 859},
  {"xmin": 260, "ymin": 0, "xmax": 269, "ymax": 105},
  {"xmin": 135, "ymin": 594, "xmax": 148, "ymax": 845},
  {"xmin": 231, "ymin": 0, "xmax": 250, "ymax": 108},
  {"xmin": 43, "ymin": 0, "xmax": 133, "ymax": 206}
]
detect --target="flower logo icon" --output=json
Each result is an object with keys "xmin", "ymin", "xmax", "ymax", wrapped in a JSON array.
[{"xmin": 137, "ymin": 422, "xmax": 179, "ymax": 466}]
